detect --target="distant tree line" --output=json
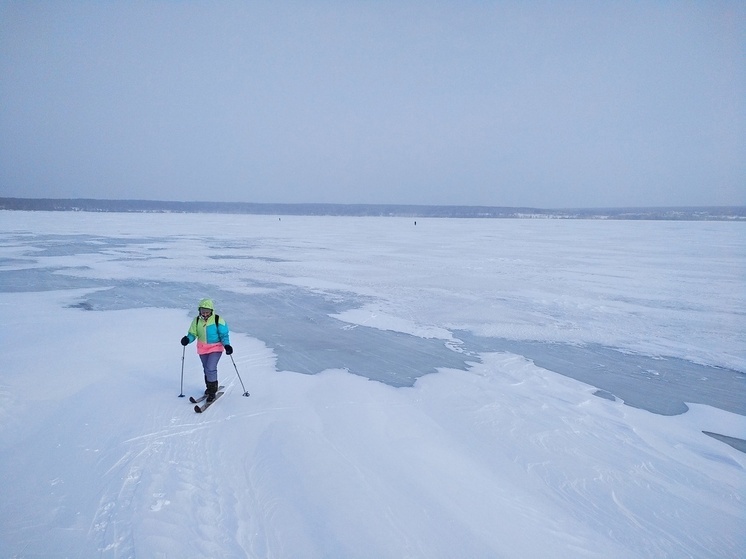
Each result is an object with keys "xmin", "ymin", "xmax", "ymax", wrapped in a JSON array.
[{"xmin": 0, "ymin": 197, "xmax": 743, "ymax": 220}]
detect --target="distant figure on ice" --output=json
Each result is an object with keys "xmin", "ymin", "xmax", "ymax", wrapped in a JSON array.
[{"xmin": 180, "ymin": 298, "xmax": 232, "ymax": 402}]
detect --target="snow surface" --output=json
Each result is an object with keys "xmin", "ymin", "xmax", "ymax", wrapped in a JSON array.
[{"xmin": 0, "ymin": 211, "xmax": 744, "ymax": 558}]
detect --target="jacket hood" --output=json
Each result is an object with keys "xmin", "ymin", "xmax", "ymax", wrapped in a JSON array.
[{"xmin": 198, "ymin": 298, "xmax": 214, "ymax": 311}]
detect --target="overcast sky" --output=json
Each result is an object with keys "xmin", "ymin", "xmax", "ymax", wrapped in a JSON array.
[{"xmin": 1, "ymin": 1, "xmax": 744, "ymax": 208}]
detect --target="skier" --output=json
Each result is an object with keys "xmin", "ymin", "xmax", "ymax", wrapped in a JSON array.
[{"xmin": 180, "ymin": 299, "xmax": 233, "ymax": 402}]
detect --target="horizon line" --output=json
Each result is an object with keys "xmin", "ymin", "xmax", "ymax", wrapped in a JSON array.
[{"xmin": 1, "ymin": 196, "xmax": 743, "ymax": 212}]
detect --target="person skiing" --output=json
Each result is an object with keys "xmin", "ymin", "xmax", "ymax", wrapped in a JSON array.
[{"xmin": 180, "ymin": 298, "xmax": 233, "ymax": 402}]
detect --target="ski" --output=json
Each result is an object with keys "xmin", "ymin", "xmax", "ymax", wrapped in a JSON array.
[
  {"xmin": 195, "ymin": 391, "xmax": 224, "ymax": 413},
  {"xmin": 189, "ymin": 386, "xmax": 224, "ymax": 404}
]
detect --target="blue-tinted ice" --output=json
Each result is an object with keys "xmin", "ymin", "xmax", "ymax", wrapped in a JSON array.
[{"xmin": 1, "ymin": 233, "xmax": 743, "ymax": 421}]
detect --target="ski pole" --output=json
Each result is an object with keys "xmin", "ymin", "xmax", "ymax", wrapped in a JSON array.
[
  {"xmin": 178, "ymin": 345, "xmax": 186, "ymax": 397},
  {"xmin": 229, "ymin": 354, "xmax": 250, "ymax": 397}
]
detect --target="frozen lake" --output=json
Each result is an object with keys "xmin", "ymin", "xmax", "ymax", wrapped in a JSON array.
[
  {"xmin": 0, "ymin": 210, "xmax": 744, "ymax": 558},
  {"xmin": 2, "ymin": 212, "xmax": 743, "ymax": 417}
]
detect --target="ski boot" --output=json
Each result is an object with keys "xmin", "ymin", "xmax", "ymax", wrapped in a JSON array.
[{"xmin": 206, "ymin": 380, "xmax": 219, "ymax": 402}]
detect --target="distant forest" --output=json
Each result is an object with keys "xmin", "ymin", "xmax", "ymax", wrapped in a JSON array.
[{"xmin": 1, "ymin": 197, "xmax": 744, "ymax": 221}]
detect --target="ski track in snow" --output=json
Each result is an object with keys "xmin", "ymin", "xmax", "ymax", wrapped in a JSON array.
[{"xmin": 84, "ymin": 394, "xmax": 252, "ymax": 558}]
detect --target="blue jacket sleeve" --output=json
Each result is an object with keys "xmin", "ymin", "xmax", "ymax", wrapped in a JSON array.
[{"xmin": 217, "ymin": 319, "xmax": 230, "ymax": 345}]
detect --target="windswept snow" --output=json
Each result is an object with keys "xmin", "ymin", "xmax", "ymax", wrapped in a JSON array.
[{"xmin": 0, "ymin": 211, "xmax": 744, "ymax": 558}]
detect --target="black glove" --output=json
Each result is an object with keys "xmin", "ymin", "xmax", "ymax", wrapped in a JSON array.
[
  {"xmin": 180, "ymin": 336, "xmax": 189, "ymax": 346},
  {"xmin": 224, "ymin": 344, "xmax": 233, "ymax": 355}
]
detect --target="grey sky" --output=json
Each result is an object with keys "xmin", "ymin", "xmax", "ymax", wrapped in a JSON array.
[{"xmin": 1, "ymin": 1, "xmax": 744, "ymax": 208}]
